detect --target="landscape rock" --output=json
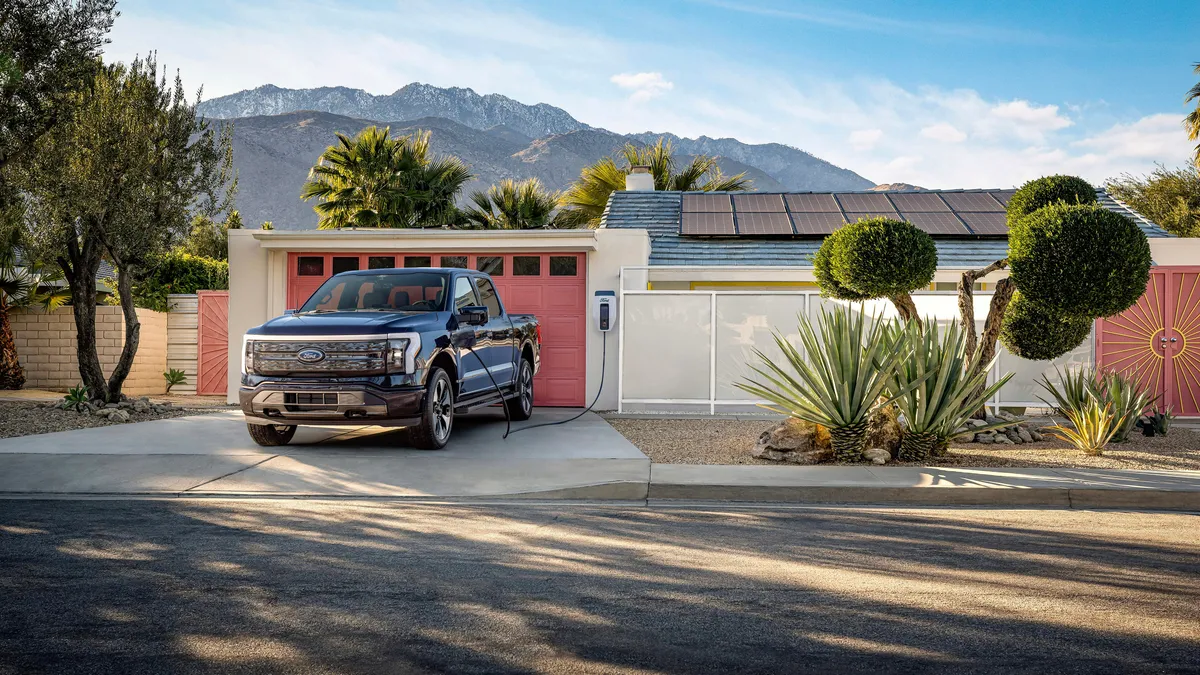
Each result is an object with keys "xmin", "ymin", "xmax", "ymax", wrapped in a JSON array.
[
  {"xmin": 863, "ymin": 447, "xmax": 891, "ymax": 465},
  {"xmin": 106, "ymin": 410, "xmax": 130, "ymax": 423},
  {"xmin": 92, "ymin": 407, "xmax": 111, "ymax": 418},
  {"xmin": 1029, "ymin": 430, "xmax": 1044, "ymax": 442},
  {"xmin": 976, "ymin": 433, "xmax": 994, "ymax": 444},
  {"xmin": 1004, "ymin": 428, "xmax": 1023, "ymax": 444},
  {"xmin": 753, "ymin": 419, "xmax": 832, "ymax": 462},
  {"xmin": 995, "ymin": 435, "xmax": 1014, "ymax": 445},
  {"xmin": 864, "ymin": 405, "xmax": 902, "ymax": 457},
  {"xmin": 1017, "ymin": 427, "xmax": 1033, "ymax": 443}
]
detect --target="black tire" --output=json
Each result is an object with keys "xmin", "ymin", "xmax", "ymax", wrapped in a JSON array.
[
  {"xmin": 247, "ymin": 422, "xmax": 296, "ymax": 447},
  {"xmin": 505, "ymin": 357, "xmax": 534, "ymax": 421},
  {"xmin": 408, "ymin": 368, "xmax": 454, "ymax": 450}
]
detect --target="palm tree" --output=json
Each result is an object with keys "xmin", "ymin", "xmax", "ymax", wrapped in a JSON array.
[
  {"xmin": 463, "ymin": 178, "xmax": 585, "ymax": 229},
  {"xmin": 301, "ymin": 126, "xmax": 472, "ymax": 229},
  {"xmin": 1188, "ymin": 62, "xmax": 1200, "ymax": 165},
  {"xmin": 560, "ymin": 137, "xmax": 752, "ymax": 226},
  {"xmin": 1, "ymin": 226, "xmax": 69, "ymax": 389}
]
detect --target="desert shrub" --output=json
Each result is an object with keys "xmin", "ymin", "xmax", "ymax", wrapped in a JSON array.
[
  {"xmin": 1006, "ymin": 175, "xmax": 1097, "ymax": 226},
  {"xmin": 1008, "ymin": 203, "xmax": 1151, "ymax": 318},
  {"xmin": 825, "ymin": 218, "xmax": 937, "ymax": 299},
  {"xmin": 1092, "ymin": 371, "xmax": 1158, "ymax": 442},
  {"xmin": 131, "ymin": 250, "xmax": 229, "ymax": 312},
  {"xmin": 1049, "ymin": 398, "xmax": 1116, "ymax": 456},
  {"xmin": 999, "ymin": 293, "xmax": 1092, "ymax": 360}
]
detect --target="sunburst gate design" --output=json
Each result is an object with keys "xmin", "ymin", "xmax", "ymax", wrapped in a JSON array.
[
  {"xmin": 1097, "ymin": 270, "xmax": 1200, "ymax": 418},
  {"xmin": 1171, "ymin": 272, "xmax": 1200, "ymax": 416}
]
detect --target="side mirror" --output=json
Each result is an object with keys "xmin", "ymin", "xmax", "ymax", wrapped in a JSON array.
[
  {"xmin": 456, "ymin": 305, "xmax": 488, "ymax": 326},
  {"xmin": 283, "ymin": 309, "xmax": 297, "ymax": 315}
]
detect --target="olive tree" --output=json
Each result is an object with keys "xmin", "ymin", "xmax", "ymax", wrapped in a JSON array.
[
  {"xmin": 813, "ymin": 217, "xmax": 937, "ymax": 322},
  {"xmin": 22, "ymin": 55, "xmax": 234, "ymax": 402}
]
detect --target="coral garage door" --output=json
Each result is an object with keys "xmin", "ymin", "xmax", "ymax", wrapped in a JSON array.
[{"xmin": 286, "ymin": 252, "xmax": 587, "ymax": 407}]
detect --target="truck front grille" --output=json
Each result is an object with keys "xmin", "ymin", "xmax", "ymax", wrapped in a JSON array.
[{"xmin": 252, "ymin": 340, "xmax": 388, "ymax": 376}]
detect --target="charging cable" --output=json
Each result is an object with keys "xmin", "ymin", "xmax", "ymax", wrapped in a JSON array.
[{"xmin": 463, "ymin": 331, "xmax": 608, "ymax": 440}]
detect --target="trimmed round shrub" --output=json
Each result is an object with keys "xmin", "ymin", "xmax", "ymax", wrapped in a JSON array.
[
  {"xmin": 827, "ymin": 218, "xmax": 937, "ymax": 298},
  {"xmin": 813, "ymin": 228, "xmax": 871, "ymax": 301},
  {"xmin": 1008, "ymin": 202, "xmax": 1151, "ymax": 318},
  {"xmin": 999, "ymin": 293, "xmax": 1092, "ymax": 360},
  {"xmin": 1006, "ymin": 175, "xmax": 1097, "ymax": 226}
]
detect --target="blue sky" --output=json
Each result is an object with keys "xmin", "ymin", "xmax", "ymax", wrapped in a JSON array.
[{"xmin": 104, "ymin": 0, "xmax": 1200, "ymax": 188}]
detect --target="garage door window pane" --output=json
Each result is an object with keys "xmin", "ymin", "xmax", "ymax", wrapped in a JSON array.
[
  {"xmin": 476, "ymin": 256, "xmax": 504, "ymax": 276},
  {"xmin": 440, "ymin": 256, "xmax": 467, "ymax": 269},
  {"xmin": 297, "ymin": 256, "xmax": 324, "ymax": 276},
  {"xmin": 404, "ymin": 256, "xmax": 432, "ymax": 268},
  {"xmin": 368, "ymin": 256, "xmax": 396, "ymax": 270},
  {"xmin": 550, "ymin": 256, "xmax": 577, "ymax": 276},
  {"xmin": 513, "ymin": 256, "xmax": 541, "ymax": 276},
  {"xmin": 332, "ymin": 257, "xmax": 359, "ymax": 274}
]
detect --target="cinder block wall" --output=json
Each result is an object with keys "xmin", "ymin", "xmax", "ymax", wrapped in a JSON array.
[{"xmin": 10, "ymin": 306, "xmax": 169, "ymax": 395}]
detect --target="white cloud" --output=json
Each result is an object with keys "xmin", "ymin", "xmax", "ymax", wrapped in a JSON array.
[
  {"xmin": 849, "ymin": 129, "xmax": 884, "ymax": 150},
  {"xmin": 611, "ymin": 72, "xmax": 674, "ymax": 102},
  {"xmin": 101, "ymin": 0, "xmax": 1193, "ymax": 191},
  {"xmin": 919, "ymin": 123, "xmax": 967, "ymax": 143}
]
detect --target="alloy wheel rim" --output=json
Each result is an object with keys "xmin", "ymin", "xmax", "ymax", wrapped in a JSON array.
[
  {"xmin": 433, "ymin": 379, "xmax": 451, "ymax": 440},
  {"xmin": 521, "ymin": 365, "xmax": 533, "ymax": 413}
]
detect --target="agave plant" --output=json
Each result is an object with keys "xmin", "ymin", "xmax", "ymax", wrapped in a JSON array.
[
  {"xmin": 1092, "ymin": 371, "xmax": 1158, "ymax": 442},
  {"xmin": 1037, "ymin": 366, "xmax": 1094, "ymax": 417},
  {"xmin": 737, "ymin": 306, "xmax": 917, "ymax": 462},
  {"xmin": 1050, "ymin": 398, "xmax": 1116, "ymax": 455},
  {"xmin": 887, "ymin": 318, "xmax": 1014, "ymax": 461}
]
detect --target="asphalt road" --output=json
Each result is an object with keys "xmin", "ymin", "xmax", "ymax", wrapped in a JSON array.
[{"xmin": 1, "ymin": 500, "xmax": 1198, "ymax": 674}]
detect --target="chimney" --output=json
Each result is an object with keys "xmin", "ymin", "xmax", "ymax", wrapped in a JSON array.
[{"xmin": 625, "ymin": 165, "xmax": 654, "ymax": 191}]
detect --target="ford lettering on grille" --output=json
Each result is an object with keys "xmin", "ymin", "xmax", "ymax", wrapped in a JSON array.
[{"xmin": 296, "ymin": 348, "xmax": 326, "ymax": 363}]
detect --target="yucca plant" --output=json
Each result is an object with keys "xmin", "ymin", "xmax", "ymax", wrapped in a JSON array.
[
  {"xmin": 887, "ymin": 318, "xmax": 1014, "ymax": 461},
  {"xmin": 737, "ymin": 306, "xmax": 918, "ymax": 462},
  {"xmin": 1093, "ymin": 371, "xmax": 1158, "ymax": 442},
  {"xmin": 1037, "ymin": 366, "xmax": 1094, "ymax": 417},
  {"xmin": 1050, "ymin": 398, "xmax": 1116, "ymax": 455}
]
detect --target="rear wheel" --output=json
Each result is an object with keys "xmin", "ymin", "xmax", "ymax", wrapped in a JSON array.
[
  {"xmin": 247, "ymin": 423, "xmax": 296, "ymax": 447},
  {"xmin": 505, "ymin": 358, "xmax": 534, "ymax": 421},
  {"xmin": 408, "ymin": 368, "xmax": 454, "ymax": 450}
]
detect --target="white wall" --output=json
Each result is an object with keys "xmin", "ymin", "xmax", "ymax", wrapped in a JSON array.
[
  {"xmin": 1150, "ymin": 238, "xmax": 1200, "ymax": 266},
  {"xmin": 226, "ymin": 230, "xmax": 271, "ymax": 403},
  {"xmin": 587, "ymin": 229, "xmax": 651, "ymax": 409}
]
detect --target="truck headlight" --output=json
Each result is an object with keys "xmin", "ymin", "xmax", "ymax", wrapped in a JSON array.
[
  {"xmin": 243, "ymin": 339, "xmax": 256, "ymax": 374},
  {"xmin": 388, "ymin": 338, "xmax": 411, "ymax": 373}
]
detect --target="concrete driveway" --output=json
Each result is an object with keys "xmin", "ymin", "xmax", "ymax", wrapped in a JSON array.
[{"xmin": 0, "ymin": 410, "xmax": 650, "ymax": 498}]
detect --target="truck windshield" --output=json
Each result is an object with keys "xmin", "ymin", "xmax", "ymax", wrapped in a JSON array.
[{"xmin": 298, "ymin": 272, "xmax": 449, "ymax": 313}]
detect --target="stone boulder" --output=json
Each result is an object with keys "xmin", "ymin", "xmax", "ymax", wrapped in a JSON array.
[
  {"xmin": 864, "ymin": 405, "xmax": 902, "ymax": 458},
  {"xmin": 863, "ymin": 447, "xmax": 891, "ymax": 465},
  {"xmin": 752, "ymin": 419, "xmax": 833, "ymax": 464}
]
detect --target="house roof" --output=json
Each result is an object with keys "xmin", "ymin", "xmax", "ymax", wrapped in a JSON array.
[{"xmin": 600, "ymin": 188, "xmax": 1171, "ymax": 268}]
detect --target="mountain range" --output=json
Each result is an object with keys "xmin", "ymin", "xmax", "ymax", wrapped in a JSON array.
[{"xmin": 198, "ymin": 83, "xmax": 875, "ymax": 230}]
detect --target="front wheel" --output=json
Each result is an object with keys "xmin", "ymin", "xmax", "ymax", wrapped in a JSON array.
[
  {"xmin": 408, "ymin": 368, "xmax": 454, "ymax": 450},
  {"xmin": 505, "ymin": 358, "xmax": 534, "ymax": 421},
  {"xmin": 247, "ymin": 423, "xmax": 296, "ymax": 447}
]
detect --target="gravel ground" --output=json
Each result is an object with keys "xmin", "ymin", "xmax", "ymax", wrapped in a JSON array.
[
  {"xmin": 0, "ymin": 402, "xmax": 226, "ymax": 440},
  {"xmin": 606, "ymin": 417, "xmax": 1200, "ymax": 469}
]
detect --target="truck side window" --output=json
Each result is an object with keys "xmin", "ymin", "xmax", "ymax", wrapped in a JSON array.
[
  {"xmin": 453, "ymin": 277, "xmax": 477, "ymax": 311},
  {"xmin": 473, "ymin": 278, "xmax": 502, "ymax": 317}
]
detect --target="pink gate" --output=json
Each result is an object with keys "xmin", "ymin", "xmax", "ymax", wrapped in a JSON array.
[
  {"xmin": 1096, "ymin": 266, "xmax": 1200, "ymax": 417},
  {"xmin": 196, "ymin": 291, "xmax": 229, "ymax": 396}
]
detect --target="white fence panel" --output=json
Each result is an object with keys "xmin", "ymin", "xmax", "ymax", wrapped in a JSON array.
[
  {"xmin": 620, "ymin": 293, "xmax": 712, "ymax": 406},
  {"xmin": 714, "ymin": 294, "xmax": 808, "ymax": 404}
]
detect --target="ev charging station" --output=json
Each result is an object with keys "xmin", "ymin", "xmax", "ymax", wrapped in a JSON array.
[{"xmin": 593, "ymin": 290, "xmax": 616, "ymax": 333}]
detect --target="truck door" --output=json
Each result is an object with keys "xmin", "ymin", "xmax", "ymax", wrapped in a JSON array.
[
  {"xmin": 451, "ymin": 275, "xmax": 488, "ymax": 396},
  {"xmin": 473, "ymin": 276, "xmax": 517, "ymax": 387}
]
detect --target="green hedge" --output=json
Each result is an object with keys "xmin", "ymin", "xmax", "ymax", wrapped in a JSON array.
[
  {"xmin": 999, "ymin": 293, "xmax": 1092, "ymax": 361},
  {"xmin": 1006, "ymin": 175, "xmax": 1097, "ymax": 226},
  {"xmin": 1008, "ymin": 203, "xmax": 1150, "ymax": 319},
  {"xmin": 826, "ymin": 218, "xmax": 937, "ymax": 299},
  {"xmin": 131, "ymin": 251, "xmax": 229, "ymax": 312}
]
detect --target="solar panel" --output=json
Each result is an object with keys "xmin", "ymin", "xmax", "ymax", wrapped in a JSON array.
[
  {"xmin": 784, "ymin": 193, "xmax": 841, "ymax": 213},
  {"xmin": 732, "ymin": 193, "xmax": 785, "ymax": 212},
  {"xmin": 888, "ymin": 193, "xmax": 950, "ymax": 211},
  {"xmin": 835, "ymin": 193, "xmax": 895, "ymax": 212},
  {"xmin": 680, "ymin": 211, "xmax": 735, "ymax": 236},
  {"xmin": 957, "ymin": 211, "xmax": 1008, "ymax": 235},
  {"xmin": 940, "ymin": 192, "xmax": 1005, "ymax": 212},
  {"xmin": 683, "ymin": 194, "xmax": 732, "ymax": 212},
  {"xmin": 844, "ymin": 212, "xmax": 899, "ymax": 222},
  {"xmin": 790, "ymin": 211, "xmax": 846, "ymax": 235},
  {"xmin": 736, "ymin": 212, "xmax": 793, "ymax": 235},
  {"xmin": 989, "ymin": 190, "xmax": 1016, "ymax": 206},
  {"xmin": 899, "ymin": 211, "xmax": 971, "ymax": 235}
]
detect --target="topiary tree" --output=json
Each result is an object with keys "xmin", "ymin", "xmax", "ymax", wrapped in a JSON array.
[
  {"xmin": 999, "ymin": 292, "xmax": 1093, "ymax": 360},
  {"xmin": 1005, "ymin": 174, "xmax": 1096, "ymax": 226},
  {"xmin": 814, "ymin": 217, "xmax": 937, "ymax": 321},
  {"xmin": 1008, "ymin": 203, "xmax": 1152, "ymax": 318}
]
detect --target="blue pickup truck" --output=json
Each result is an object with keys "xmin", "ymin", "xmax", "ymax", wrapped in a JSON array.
[{"xmin": 240, "ymin": 268, "xmax": 540, "ymax": 449}]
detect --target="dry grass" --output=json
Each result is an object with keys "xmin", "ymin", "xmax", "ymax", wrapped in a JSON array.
[{"xmin": 605, "ymin": 417, "xmax": 1200, "ymax": 470}]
